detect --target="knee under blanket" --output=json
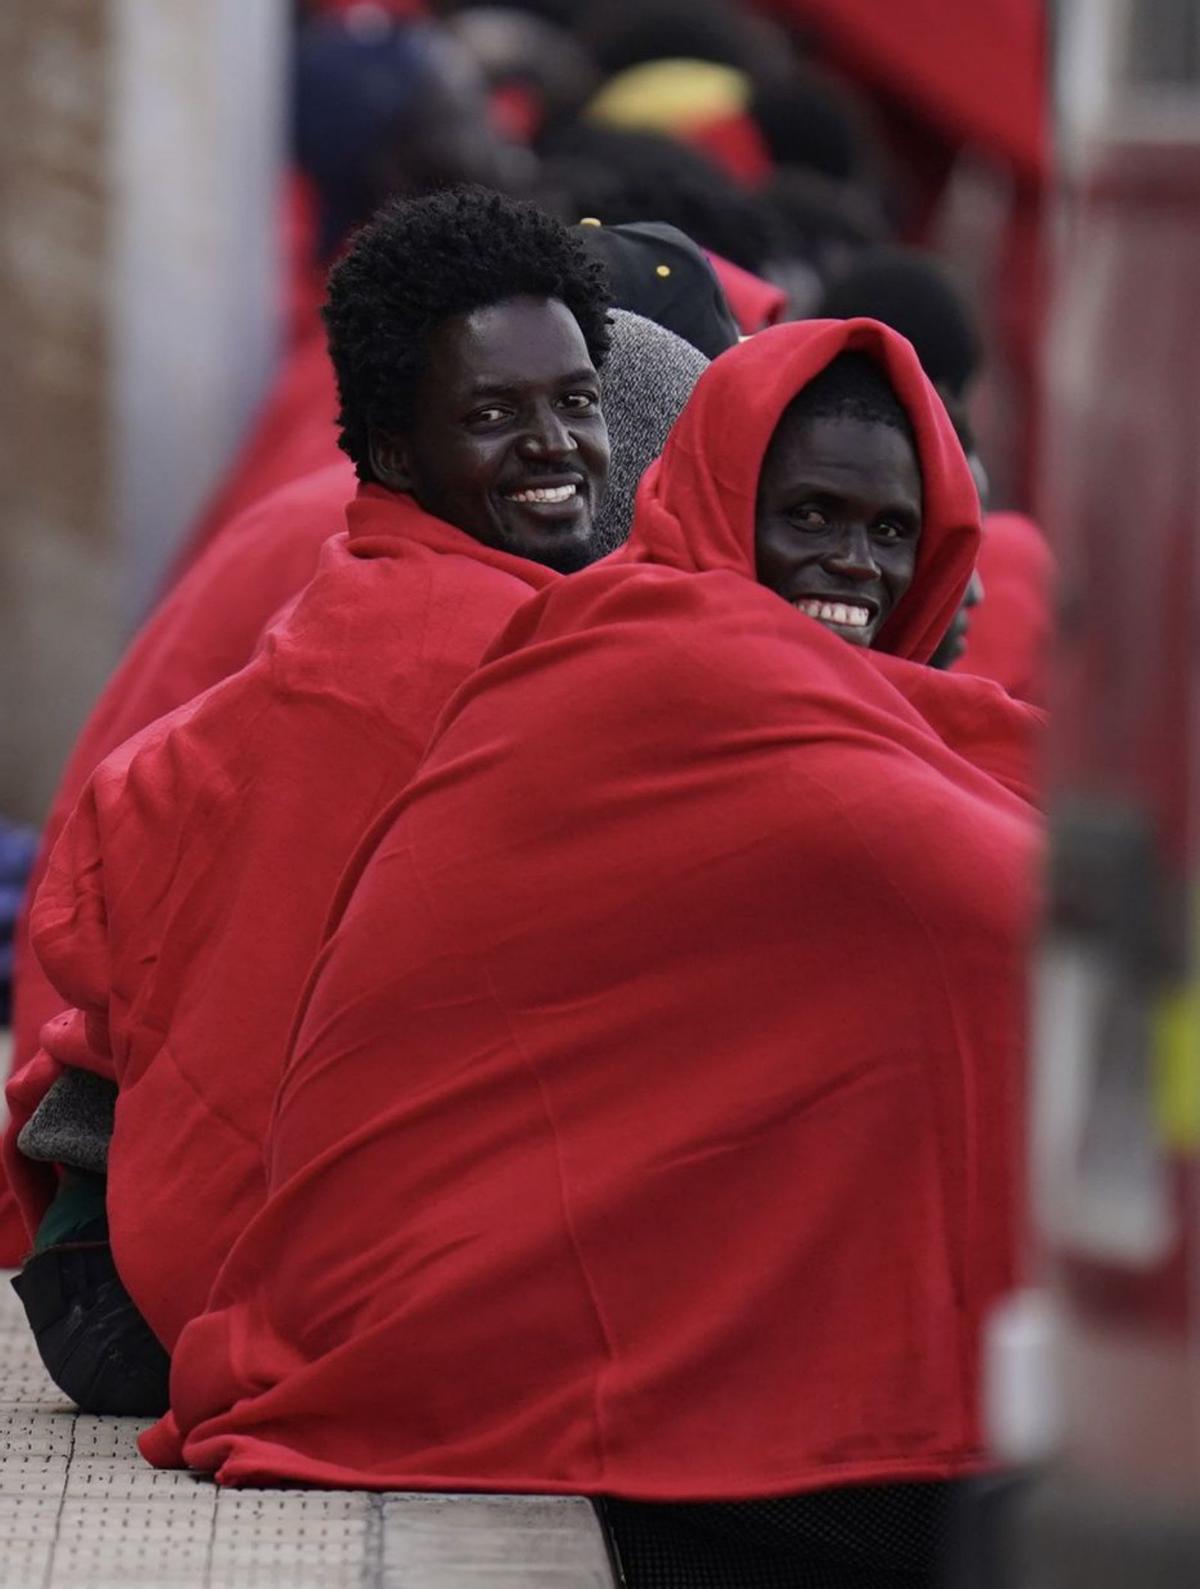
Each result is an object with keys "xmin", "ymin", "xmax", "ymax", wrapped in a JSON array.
[
  {"xmin": 152, "ymin": 322, "xmax": 1044, "ymax": 1497},
  {"xmin": 4, "ymin": 489, "xmax": 557, "ymax": 1348}
]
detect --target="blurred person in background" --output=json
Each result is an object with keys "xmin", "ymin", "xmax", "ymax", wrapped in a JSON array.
[
  {"xmin": 527, "ymin": 0, "xmax": 900, "ymax": 327},
  {"xmin": 446, "ymin": 5, "xmax": 601, "ymax": 144},
  {"xmin": 534, "ymin": 122, "xmax": 791, "ymax": 333},
  {"xmin": 816, "ymin": 246, "xmax": 982, "ymax": 412},
  {"xmin": 294, "ymin": 9, "xmax": 534, "ymax": 263},
  {"xmin": 538, "ymin": 122, "xmax": 782, "ymax": 278},
  {"xmin": 764, "ymin": 165, "xmax": 890, "ymax": 314},
  {"xmin": 578, "ymin": 0, "xmax": 796, "ymax": 107}
]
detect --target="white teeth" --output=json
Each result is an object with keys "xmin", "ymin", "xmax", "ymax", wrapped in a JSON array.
[
  {"xmin": 505, "ymin": 484, "xmax": 578, "ymax": 504},
  {"xmin": 794, "ymin": 599, "xmax": 871, "ymax": 629}
]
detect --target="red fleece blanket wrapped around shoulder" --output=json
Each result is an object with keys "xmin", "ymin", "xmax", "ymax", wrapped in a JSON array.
[
  {"xmin": 9, "ymin": 463, "xmax": 356, "ymax": 1084},
  {"xmin": 5, "ymin": 491, "xmax": 555, "ymax": 1347},
  {"xmin": 153, "ymin": 323, "xmax": 1043, "ymax": 1498}
]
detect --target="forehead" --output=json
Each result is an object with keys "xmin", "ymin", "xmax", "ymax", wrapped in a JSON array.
[
  {"xmin": 760, "ymin": 411, "xmax": 923, "ymax": 508},
  {"xmin": 425, "ymin": 296, "xmax": 595, "ymax": 400}
]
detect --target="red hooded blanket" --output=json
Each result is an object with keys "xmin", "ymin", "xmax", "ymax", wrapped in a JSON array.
[
  {"xmin": 4, "ymin": 489, "xmax": 556, "ymax": 1347},
  {"xmin": 152, "ymin": 322, "xmax": 1043, "ymax": 1497}
]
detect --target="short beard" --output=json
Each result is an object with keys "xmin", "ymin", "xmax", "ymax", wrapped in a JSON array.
[{"xmin": 532, "ymin": 534, "xmax": 604, "ymax": 575}]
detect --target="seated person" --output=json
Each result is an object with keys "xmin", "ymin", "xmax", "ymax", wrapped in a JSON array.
[
  {"xmin": 152, "ymin": 319, "xmax": 1043, "ymax": 1587},
  {"xmin": 5, "ymin": 185, "xmax": 616, "ymax": 1414},
  {"xmin": 7, "ymin": 299, "xmax": 706, "ymax": 1148}
]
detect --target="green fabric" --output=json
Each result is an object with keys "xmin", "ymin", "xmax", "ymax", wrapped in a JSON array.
[{"xmin": 34, "ymin": 1170, "xmax": 108, "ymax": 1253}]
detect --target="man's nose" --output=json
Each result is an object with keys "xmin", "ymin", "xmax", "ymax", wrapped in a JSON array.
[
  {"xmin": 517, "ymin": 406, "xmax": 576, "ymax": 459},
  {"xmin": 822, "ymin": 526, "xmax": 880, "ymax": 581}
]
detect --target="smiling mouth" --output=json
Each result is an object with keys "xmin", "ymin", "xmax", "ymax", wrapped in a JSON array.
[
  {"xmin": 793, "ymin": 597, "xmax": 875, "ymax": 630},
  {"xmin": 502, "ymin": 482, "xmax": 583, "ymax": 507}
]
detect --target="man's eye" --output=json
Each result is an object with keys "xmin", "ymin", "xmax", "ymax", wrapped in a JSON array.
[
  {"xmin": 469, "ymin": 406, "xmax": 509, "ymax": 425},
  {"xmin": 789, "ymin": 505, "xmax": 827, "ymax": 530},
  {"xmin": 559, "ymin": 392, "xmax": 597, "ymax": 411}
]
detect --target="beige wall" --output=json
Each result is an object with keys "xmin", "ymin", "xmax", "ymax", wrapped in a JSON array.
[
  {"xmin": 0, "ymin": 0, "xmax": 286, "ymax": 824},
  {"xmin": 0, "ymin": 0, "xmax": 116, "ymax": 825}
]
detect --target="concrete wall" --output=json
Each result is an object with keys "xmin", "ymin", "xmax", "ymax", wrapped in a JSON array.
[{"xmin": 0, "ymin": 0, "xmax": 287, "ymax": 824}]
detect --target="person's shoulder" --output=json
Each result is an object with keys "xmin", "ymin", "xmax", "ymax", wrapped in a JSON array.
[
  {"xmin": 487, "ymin": 560, "xmax": 760, "ymax": 656},
  {"xmin": 85, "ymin": 658, "xmax": 268, "ymax": 820},
  {"xmin": 453, "ymin": 560, "xmax": 838, "ymax": 739}
]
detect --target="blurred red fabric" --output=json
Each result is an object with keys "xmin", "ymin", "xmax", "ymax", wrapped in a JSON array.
[
  {"xmin": 764, "ymin": 0, "xmax": 1046, "ymax": 182},
  {"xmin": 706, "ymin": 251, "xmax": 787, "ymax": 334},
  {"xmin": 956, "ymin": 512, "xmax": 1055, "ymax": 709}
]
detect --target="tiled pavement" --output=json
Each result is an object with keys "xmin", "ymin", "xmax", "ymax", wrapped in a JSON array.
[{"xmin": 0, "ymin": 1276, "xmax": 615, "ymax": 1587}]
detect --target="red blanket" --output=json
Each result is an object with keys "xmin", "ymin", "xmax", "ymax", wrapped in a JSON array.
[
  {"xmin": 10, "ymin": 463, "xmax": 356, "ymax": 1079},
  {"xmin": 0, "ymin": 462, "xmax": 354, "ymax": 1265},
  {"xmin": 956, "ymin": 511, "xmax": 1054, "ymax": 708},
  {"xmin": 766, "ymin": 0, "xmax": 1046, "ymax": 182},
  {"xmin": 5, "ymin": 489, "xmax": 556, "ymax": 1346},
  {"xmin": 706, "ymin": 251, "xmax": 788, "ymax": 335},
  {"xmin": 153, "ymin": 322, "xmax": 1043, "ymax": 1496}
]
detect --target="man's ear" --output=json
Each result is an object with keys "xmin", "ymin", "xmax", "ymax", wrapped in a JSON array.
[{"xmin": 368, "ymin": 431, "xmax": 415, "ymax": 493}]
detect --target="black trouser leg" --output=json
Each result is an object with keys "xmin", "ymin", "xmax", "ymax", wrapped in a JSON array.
[
  {"xmin": 12, "ymin": 1238, "xmax": 170, "ymax": 1417},
  {"xmin": 599, "ymin": 1483, "xmax": 954, "ymax": 1589}
]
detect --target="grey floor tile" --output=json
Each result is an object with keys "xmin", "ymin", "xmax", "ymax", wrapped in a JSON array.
[{"xmin": 0, "ymin": 1268, "xmax": 615, "ymax": 1588}]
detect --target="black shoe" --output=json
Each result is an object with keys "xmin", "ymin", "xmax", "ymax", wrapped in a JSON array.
[{"xmin": 12, "ymin": 1238, "xmax": 171, "ymax": 1417}]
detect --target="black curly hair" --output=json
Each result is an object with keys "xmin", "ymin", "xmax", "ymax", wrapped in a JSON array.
[
  {"xmin": 790, "ymin": 352, "xmax": 917, "ymax": 454},
  {"xmin": 816, "ymin": 247, "xmax": 982, "ymax": 402},
  {"xmin": 324, "ymin": 187, "xmax": 613, "ymax": 483}
]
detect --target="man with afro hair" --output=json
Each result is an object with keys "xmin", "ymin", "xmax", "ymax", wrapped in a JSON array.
[
  {"xmin": 8, "ymin": 188, "xmax": 614, "ymax": 1417},
  {"xmin": 325, "ymin": 185, "xmax": 612, "ymax": 571}
]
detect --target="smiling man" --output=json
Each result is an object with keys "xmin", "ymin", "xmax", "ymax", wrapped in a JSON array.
[
  {"xmin": 368, "ymin": 297, "xmax": 607, "ymax": 572},
  {"xmin": 5, "ymin": 188, "xmax": 614, "ymax": 1416},
  {"xmin": 329, "ymin": 205, "xmax": 611, "ymax": 572},
  {"xmin": 754, "ymin": 352, "xmax": 923, "ymax": 649}
]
